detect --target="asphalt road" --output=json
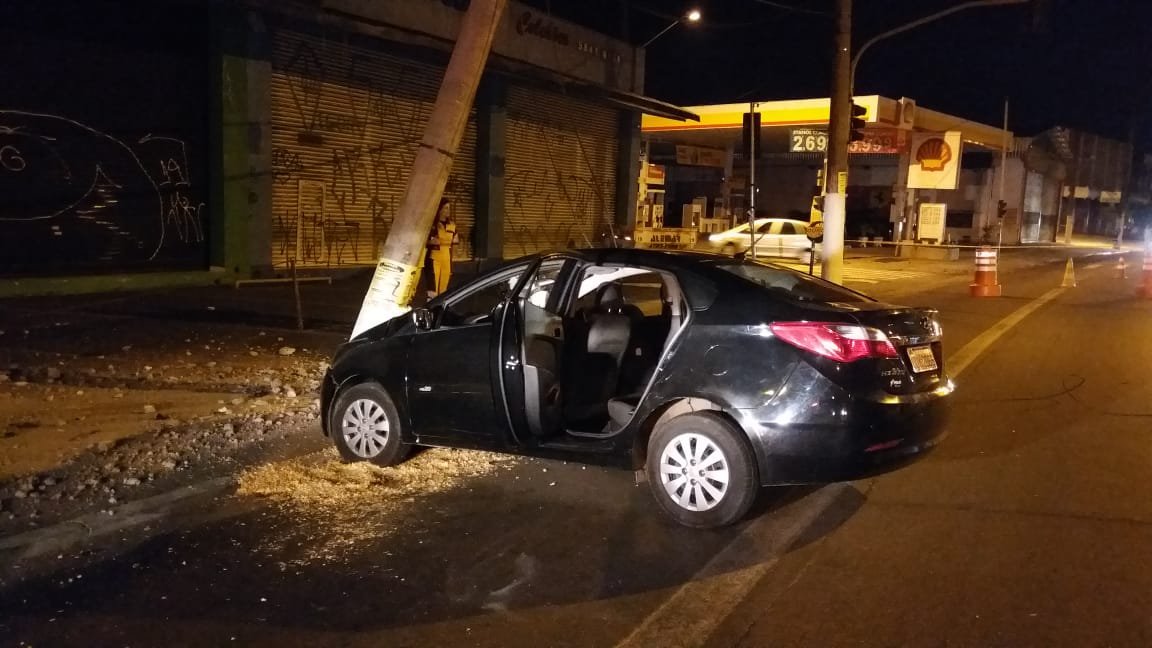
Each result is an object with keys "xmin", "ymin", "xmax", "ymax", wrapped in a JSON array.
[{"xmin": 3, "ymin": 256, "xmax": 1151, "ymax": 647}]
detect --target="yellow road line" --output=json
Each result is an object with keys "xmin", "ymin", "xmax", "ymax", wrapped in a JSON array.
[
  {"xmin": 949, "ymin": 286, "xmax": 1066, "ymax": 378},
  {"xmin": 616, "ymin": 286, "xmax": 1071, "ymax": 648},
  {"xmin": 614, "ymin": 485, "xmax": 847, "ymax": 648}
]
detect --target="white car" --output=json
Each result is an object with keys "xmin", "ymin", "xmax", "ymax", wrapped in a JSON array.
[{"xmin": 705, "ymin": 218, "xmax": 818, "ymax": 261}]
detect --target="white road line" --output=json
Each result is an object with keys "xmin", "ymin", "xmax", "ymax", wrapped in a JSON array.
[{"xmin": 616, "ymin": 286, "xmax": 1070, "ymax": 648}]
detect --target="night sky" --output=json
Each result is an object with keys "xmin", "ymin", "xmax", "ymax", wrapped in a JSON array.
[{"xmin": 523, "ymin": 0, "xmax": 1152, "ymax": 146}]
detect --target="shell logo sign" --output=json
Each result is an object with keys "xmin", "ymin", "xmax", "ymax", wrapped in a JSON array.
[
  {"xmin": 907, "ymin": 131, "xmax": 962, "ymax": 190},
  {"xmin": 914, "ymin": 137, "xmax": 952, "ymax": 172}
]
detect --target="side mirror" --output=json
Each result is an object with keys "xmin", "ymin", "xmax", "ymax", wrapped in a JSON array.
[{"xmin": 412, "ymin": 307, "xmax": 434, "ymax": 331}]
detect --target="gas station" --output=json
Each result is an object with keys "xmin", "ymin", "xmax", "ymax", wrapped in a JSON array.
[{"xmin": 635, "ymin": 95, "xmax": 1032, "ymax": 254}]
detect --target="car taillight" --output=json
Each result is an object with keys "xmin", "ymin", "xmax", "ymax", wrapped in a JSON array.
[{"xmin": 769, "ymin": 321, "xmax": 898, "ymax": 363}]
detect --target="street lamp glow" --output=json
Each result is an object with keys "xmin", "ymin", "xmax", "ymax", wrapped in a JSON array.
[{"xmin": 641, "ymin": 9, "xmax": 702, "ymax": 48}]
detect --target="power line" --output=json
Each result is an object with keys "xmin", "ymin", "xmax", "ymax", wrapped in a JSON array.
[
  {"xmin": 620, "ymin": 0, "xmax": 805, "ymax": 30},
  {"xmin": 750, "ymin": 0, "xmax": 832, "ymax": 17}
]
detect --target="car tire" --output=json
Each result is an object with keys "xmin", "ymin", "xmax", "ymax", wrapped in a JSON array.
[
  {"xmin": 329, "ymin": 382, "xmax": 411, "ymax": 467},
  {"xmin": 721, "ymin": 242, "xmax": 737, "ymax": 257},
  {"xmin": 645, "ymin": 412, "xmax": 758, "ymax": 528}
]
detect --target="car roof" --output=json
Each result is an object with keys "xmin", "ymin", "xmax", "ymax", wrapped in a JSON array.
[
  {"xmin": 507, "ymin": 247, "xmax": 736, "ymax": 273},
  {"xmin": 746, "ymin": 218, "xmax": 807, "ymax": 226}
]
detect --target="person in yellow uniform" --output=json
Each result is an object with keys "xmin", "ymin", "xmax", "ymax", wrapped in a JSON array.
[{"xmin": 425, "ymin": 198, "xmax": 458, "ymax": 298}]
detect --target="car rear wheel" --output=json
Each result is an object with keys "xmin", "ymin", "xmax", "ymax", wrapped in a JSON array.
[
  {"xmin": 330, "ymin": 382, "xmax": 410, "ymax": 467},
  {"xmin": 646, "ymin": 412, "xmax": 758, "ymax": 528}
]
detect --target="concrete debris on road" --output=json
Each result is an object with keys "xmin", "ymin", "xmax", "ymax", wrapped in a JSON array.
[
  {"xmin": 235, "ymin": 447, "xmax": 517, "ymax": 564},
  {"xmin": 0, "ymin": 305, "xmax": 345, "ymax": 539}
]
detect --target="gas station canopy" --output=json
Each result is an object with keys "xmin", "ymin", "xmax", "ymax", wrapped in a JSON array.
[{"xmin": 641, "ymin": 95, "xmax": 1013, "ymax": 153}]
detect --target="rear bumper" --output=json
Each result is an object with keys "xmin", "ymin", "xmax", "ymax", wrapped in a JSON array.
[{"xmin": 739, "ymin": 382, "xmax": 952, "ymax": 486}]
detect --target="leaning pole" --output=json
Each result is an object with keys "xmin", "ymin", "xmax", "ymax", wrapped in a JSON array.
[{"xmin": 351, "ymin": 0, "xmax": 509, "ymax": 338}]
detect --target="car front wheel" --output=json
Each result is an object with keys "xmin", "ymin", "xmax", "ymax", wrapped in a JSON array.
[
  {"xmin": 330, "ymin": 382, "xmax": 411, "ymax": 467},
  {"xmin": 646, "ymin": 412, "xmax": 758, "ymax": 528}
]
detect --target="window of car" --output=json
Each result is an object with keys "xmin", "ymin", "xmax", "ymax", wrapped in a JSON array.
[
  {"xmin": 570, "ymin": 265, "xmax": 653, "ymax": 315},
  {"xmin": 713, "ymin": 260, "xmax": 871, "ymax": 303},
  {"xmin": 727, "ymin": 220, "xmax": 772, "ymax": 236},
  {"xmin": 570, "ymin": 265, "xmax": 673, "ymax": 317},
  {"xmin": 778, "ymin": 222, "xmax": 800, "ymax": 236},
  {"xmin": 438, "ymin": 263, "xmax": 528, "ymax": 327},
  {"xmin": 519, "ymin": 259, "xmax": 567, "ymax": 339}
]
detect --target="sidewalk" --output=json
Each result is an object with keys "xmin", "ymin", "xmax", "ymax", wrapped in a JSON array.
[
  {"xmin": 816, "ymin": 240, "xmax": 1130, "ymax": 300},
  {"xmin": 0, "ymin": 242, "xmax": 1130, "ymax": 536}
]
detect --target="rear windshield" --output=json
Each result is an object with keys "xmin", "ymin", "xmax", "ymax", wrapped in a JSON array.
[{"xmin": 713, "ymin": 261, "xmax": 871, "ymax": 303}]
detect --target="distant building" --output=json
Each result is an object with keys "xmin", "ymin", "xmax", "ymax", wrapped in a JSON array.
[{"xmin": 641, "ymin": 97, "xmax": 1134, "ymax": 246}]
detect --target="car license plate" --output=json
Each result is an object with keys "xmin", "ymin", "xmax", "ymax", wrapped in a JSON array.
[{"xmin": 906, "ymin": 346, "xmax": 938, "ymax": 373}]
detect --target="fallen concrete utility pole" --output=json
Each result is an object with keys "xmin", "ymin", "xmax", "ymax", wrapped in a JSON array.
[{"xmin": 351, "ymin": 0, "xmax": 509, "ymax": 338}]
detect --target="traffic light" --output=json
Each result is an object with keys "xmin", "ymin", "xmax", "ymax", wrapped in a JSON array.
[
  {"xmin": 997, "ymin": 200, "xmax": 1008, "ymax": 219},
  {"xmin": 849, "ymin": 102, "xmax": 867, "ymax": 143},
  {"xmin": 742, "ymin": 111, "xmax": 762, "ymax": 159},
  {"xmin": 810, "ymin": 194, "xmax": 825, "ymax": 222}
]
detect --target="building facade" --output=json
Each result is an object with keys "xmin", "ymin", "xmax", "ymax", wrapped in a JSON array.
[
  {"xmin": 641, "ymin": 97, "xmax": 1133, "ymax": 247},
  {"xmin": 0, "ymin": 0, "xmax": 691, "ymax": 294}
]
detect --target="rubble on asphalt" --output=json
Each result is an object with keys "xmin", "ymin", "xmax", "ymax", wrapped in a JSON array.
[{"xmin": 0, "ymin": 315, "xmax": 344, "ymax": 537}]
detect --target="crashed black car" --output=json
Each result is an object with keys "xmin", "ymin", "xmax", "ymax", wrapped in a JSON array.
[{"xmin": 321, "ymin": 249, "xmax": 952, "ymax": 528}]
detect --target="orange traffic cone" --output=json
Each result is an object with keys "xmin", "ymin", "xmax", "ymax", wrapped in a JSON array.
[
  {"xmin": 1139, "ymin": 253, "xmax": 1152, "ymax": 298},
  {"xmin": 970, "ymin": 246, "xmax": 1002, "ymax": 297}
]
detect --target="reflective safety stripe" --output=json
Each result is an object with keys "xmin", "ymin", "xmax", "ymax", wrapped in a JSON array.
[{"xmin": 974, "ymin": 246, "xmax": 998, "ymax": 270}]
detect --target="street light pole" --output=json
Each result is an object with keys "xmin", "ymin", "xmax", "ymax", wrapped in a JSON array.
[
  {"xmin": 630, "ymin": 9, "xmax": 701, "ymax": 94},
  {"xmin": 849, "ymin": 0, "xmax": 1029, "ymax": 93},
  {"xmin": 822, "ymin": 0, "xmax": 852, "ymax": 284},
  {"xmin": 822, "ymin": 0, "xmax": 1029, "ymax": 275}
]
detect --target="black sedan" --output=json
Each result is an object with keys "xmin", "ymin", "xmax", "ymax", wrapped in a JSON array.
[{"xmin": 321, "ymin": 249, "xmax": 952, "ymax": 528}]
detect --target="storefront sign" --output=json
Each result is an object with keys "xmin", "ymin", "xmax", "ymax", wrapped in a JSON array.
[
  {"xmin": 633, "ymin": 227, "xmax": 698, "ymax": 250},
  {"xmin": 917, "ymin": 203, "xmax": 947, "ymax": 243},
  {"xmin": 675, "ymin": 145, "xmax": 726, "ymax": 167},
  {"xmin": 645, "ymin": 163, "xmax": 666, "ymax": 185},
  {"xmin": 848, "ymin": 128, "xmax": 906, "ymax": 154},
  {"xmin": 907, "ymin": 131, "xmax": 962, "ymax": 190},
  {"xmin": 790, "ymin": 129, "xmax": 828, "ymax": 153},
  {"xmin": 788, "ymin": 128, "xmax": 905, "ymax": 154},
  {"xmin": 341, "ymin": 1, "xmax": 633, "ymax": 91}
]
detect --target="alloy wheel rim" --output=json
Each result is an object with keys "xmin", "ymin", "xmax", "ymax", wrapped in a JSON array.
[
  {"xmin": 658, "ymin": 432, "xmax": 730, "ymax": 512},
  {"xmin": 341, "ymin": 398, "xmax": 390, "ymax": 458}
]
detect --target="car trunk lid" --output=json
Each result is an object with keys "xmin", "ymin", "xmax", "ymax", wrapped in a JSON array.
[{"xmin": 850, "ymin": 306, "xmax": 945, "ymax": 395}]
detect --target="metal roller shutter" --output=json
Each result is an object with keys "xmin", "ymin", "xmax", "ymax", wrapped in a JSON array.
[
  {"xmin": 503, "ymin": 85, "xmax": 619, "ymax": 258},
  {"xmin": 269, "ymin": 29, "xmax": 476, "ymax": 269}
]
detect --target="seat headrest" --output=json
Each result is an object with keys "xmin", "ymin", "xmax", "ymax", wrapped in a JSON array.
[{"xmin": 595, "ymin": 283, "xmax": 622, "ymax": 307}]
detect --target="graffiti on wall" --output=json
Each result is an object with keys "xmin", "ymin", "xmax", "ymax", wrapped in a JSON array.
[
  {"xmin": 271, "ymin": 36, "xmax": 474, "ymax": 268},
  {"xmin": 503, "ymin": 116, "xmax": 613, "ymax": 257},
  {"xmin": 0, "ymin": 110, "xmax": 205, "ymax": 273}
]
